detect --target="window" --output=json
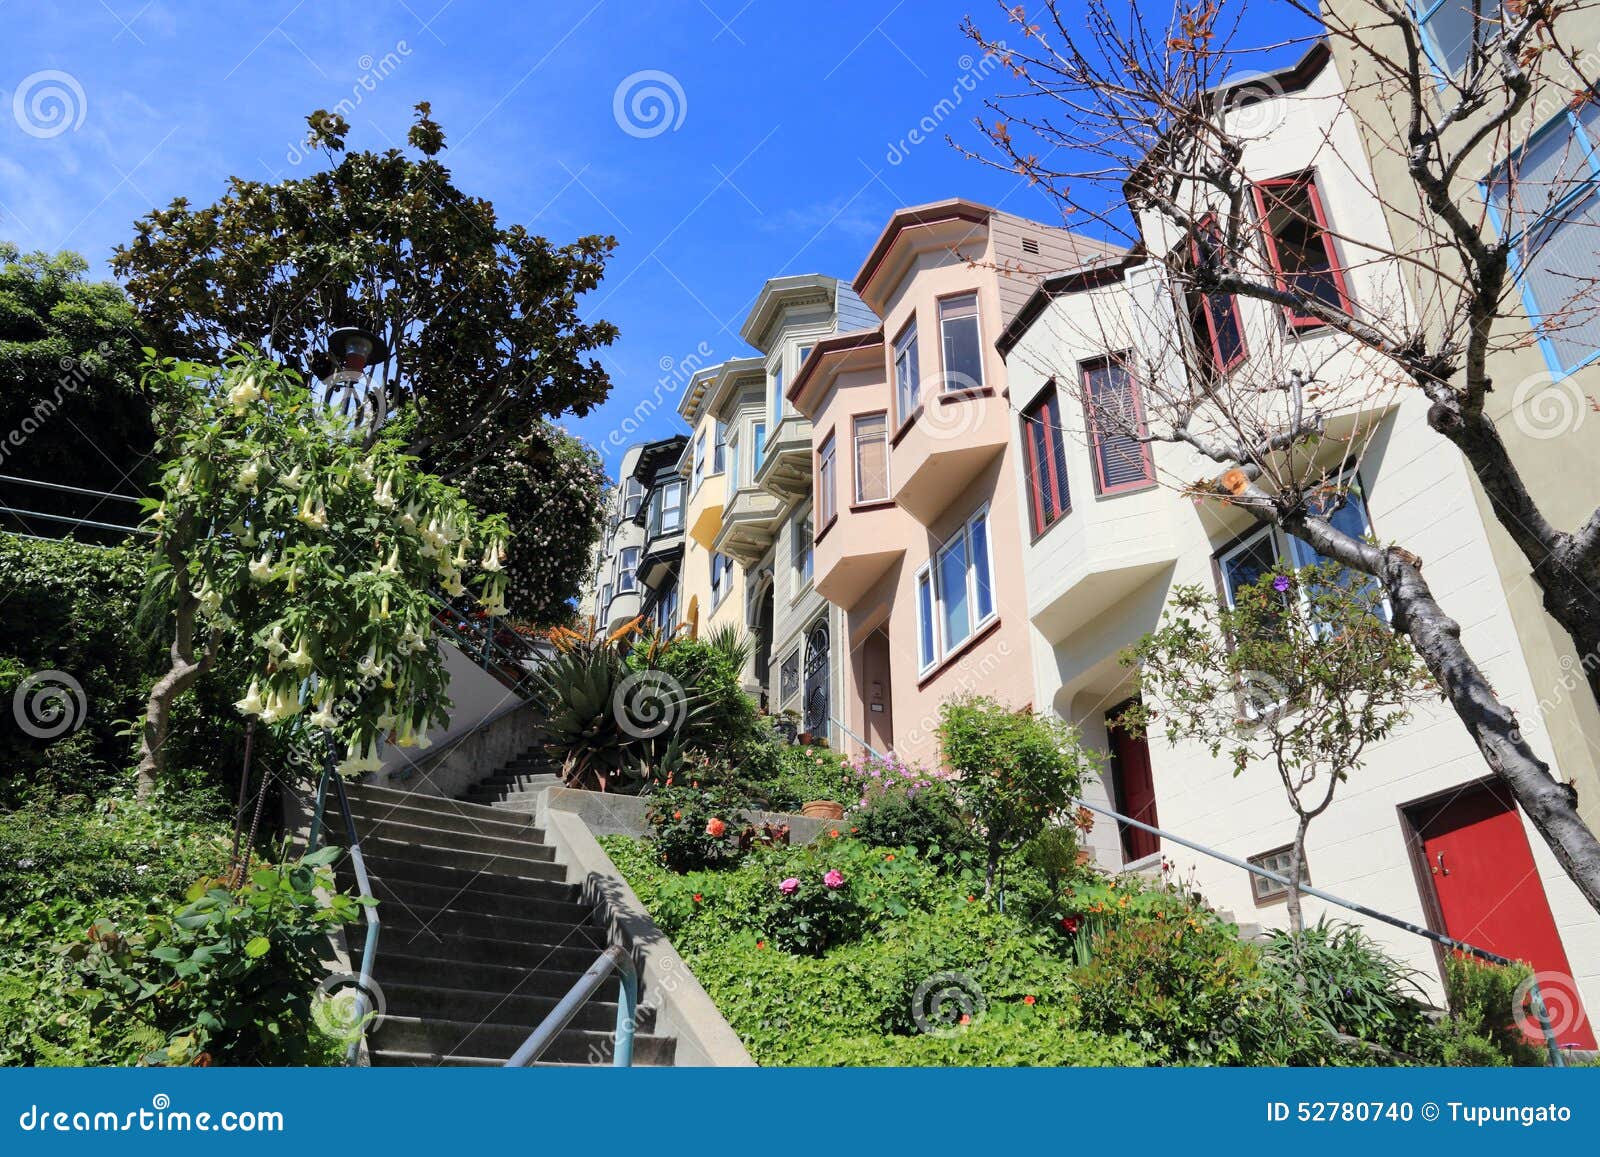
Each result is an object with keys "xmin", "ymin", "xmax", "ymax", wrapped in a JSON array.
[
  {"xmin": 617, "ymin": 546, "xmax": 640, "ymax": 593},
  {"xmin": 1249, "ymin": 845, "xmax": 1311, "ymax": 903},
  {"xmin": 1083, "ymin": 357, "xmax": 1156, "ymax": 494},
  {"xmin": 1487, "ymin": 100, "xmax": 1600, "ymax": 375},
  {"xmin": 1021, "ymin": 387, "xmax": 1071, "ymax": 535},
  {"xmin": 894, "ymin": 321, "xmax": 920, "ymax": 423},
  {"xmin": 653, "ymin": 583, "xmax": 679, "ymax": 632},
  {"xmin": 915, "ymin": 505, "xmax": 996, "ymax": 672},
  {"xmin": 769, "ymin": 364, "xmax": 785, "ymax": 431},
  {"xmin": 1253, "ymin": 174, "xmax": 1351, "ymax": 328},
  {"xmin": 816, "ymin": 432, "xmax": 837, "ymax": 527},
  {"xmin": 797, "ymin": 344, "xmax": 813, "ymax": 376},
  {"xmin": 779, "ymin": 648, "xmax": 800, "ymax": 705},
  {"xmin": 691, "ymin": 431, "xmax": 707, "ymax": 492},
  {"xmin": 1418, "ymin": 0, "xmax": 1505, "ymax": 77},
  {"xmin": 712, "ymin": 420, "xmax": 726, "ymax": 474},
  {"xmin": 751, "ymin": 421, "xmax": 766, "ymax": 478},
  {"xmin": 652, "ymin": 480, "xmax": 684, "ymax": 535},
  {"xmin": 853, "ymin": 413, "xmax": 889, "ymax": 504},
  {"xmin": 728, "ymin": 430, "xmax": 740, "ymax": 491},
  {"xmin": 599, "ymin": 582, "xmax": 611, "ymax": 610},
  {"xmin": 621, "ymin": 477, "xmax": 645, "ymax": 519},
  {"xmin": 938, "ymin": 293, "xmax": 985, "ymax": 391},
  {"xmin": 1183, "ymin": 216, "xmax": 1247, "ymax": 373},
  {"xmin": 1216, "ymin": 475, "xmax": 1388, "ymax": 627},
  {"xmin": 710, "ymin": 552, "xmax": 732, "ymax": 607},
  {"xmin": 794, "ymin": 515, "xmax": 813, "ymax": 586}
]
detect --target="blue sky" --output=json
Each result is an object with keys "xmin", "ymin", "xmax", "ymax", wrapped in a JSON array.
[{"xmin": 1, "ymin": 1, "xmax": 1318, "ymax": 477}]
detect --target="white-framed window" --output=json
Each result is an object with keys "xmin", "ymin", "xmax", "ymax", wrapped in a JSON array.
[
  {"xmin": 938, "ymin": 292, "xmax": 984, "ymax": 391},
  {"xmin": 712, "ymin": 420, "xmax": 726, "ymax": 475},
  {"xmin": 853, "ymin": 413, "xmax": 889, "ymax": 503},
  {"xmin": 914, "ymin": 504, "xmax": 996, "ymax": 672},
  {"xmin": 657, "ymin": 480, "xmax": 684, "ymax": 534},
  {"xmin": 653, "ymin": 582, "xmax": 679, "ymax": 632},
  {"xmin": 617, "ymin": 546, "xmax": 640, "ymax": 593},
  {"xmin": 1486, "ymin": 99, "xmax": 1600, "ymax": 376},
  {"xmin": 750, "ymin": 420, "xmax": 766, "ymax": 479},
  {"xmin": 728, "ymin": 428, "xmax": 740, "ymax": 491},
  {"xmin": 794, "ymin": 515, "xmax": 813, "ymax": 586},
  {"xmin": 1249, "ymin": 845, "xmax": 1311, "ymax": 903},
  {"xmin": 816, "ymin": 431, "xmax": 837, "ymax": 527},
  {"xmin": 710, "ymin": 552, "xmax": 732, "ymax": 607},
  {"xmin": 894, "ymin": 321, "xmax": 920, "ymax": 423},
  {"xmin": 621, "ymin": 476, "xmax": 645, "ymax": 519},
  {"xmin": 797, "ymin": 343, "xmax": 813, "ymax": 379},
  {"xmin": 691, "ymin": 431, "xmax": 707, "ymax": 492},
  {"xmin": 1216, "ymin": 473, "xmax": 1388, "ymax": 629},
  {"xmin": 769, "ymin": 364, "xmax": 785, "ymax": 431},
  {"xmin": 599, "ymin": 582, "xmax": 612, "ymax": 610}
]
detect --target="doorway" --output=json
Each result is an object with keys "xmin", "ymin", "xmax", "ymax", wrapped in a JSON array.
[
  {"xmin": 803, "ymin": 617, "xmax": 830, "ymax": 741},
  {"xmin": 858, "ymin": 628, "xmax": 894, "ymax": 755},
  {"xmin": 752, "ymin": 582, "xmax": 774, "ymax": 710},
  {"xmin": 1105, "ymin": 699, "xmax": 1159, "ymax": 863},
  {"xmin": 1406, "ymin": 780, "xmax": 1595, "ymax": 1050}
]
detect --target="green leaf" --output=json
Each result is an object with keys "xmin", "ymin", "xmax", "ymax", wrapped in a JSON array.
[{"xmin": 244, "ymin": 936, "xmax": 271, "ymax": 958}]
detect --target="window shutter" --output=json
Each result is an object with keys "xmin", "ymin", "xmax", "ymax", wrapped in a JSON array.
[{"xmin": 1085, "ymin": 360, "xmax": 1154, "ymax": 492}]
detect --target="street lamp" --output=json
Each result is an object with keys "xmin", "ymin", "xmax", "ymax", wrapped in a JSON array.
[{"xmin": 319, "ymin": 327, "xmax": 389, "ymax": 386}]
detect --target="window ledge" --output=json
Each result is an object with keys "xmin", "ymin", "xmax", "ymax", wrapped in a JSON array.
[
  {"xmin": 849, "ymin": 498, "xmax": 896, "ymax": 513},
  {"xmin": 1028, "ymin": 507, "xmax": 1074, "ymax": 546},
  {"xmin": 916, "ymin": 616, "xmax": 1003, "ymax": 690},
  {"xmin": 938, "ymin": 385, "xmax": 994, "ymax": 404},
  {"xmin": 891, "ymin": 407, "xmax": 923, "ymax": 447},
  {"xmin": 813, "ymin": 513, "xmax": 839, "ymax": 546}
]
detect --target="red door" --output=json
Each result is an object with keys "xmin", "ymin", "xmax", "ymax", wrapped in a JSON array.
[
  {"xmin": 1106, "ymin": 702, "xmax": 1159, "ymax": 863},
  {"xmin": 1410, "ymin": 781, "xmax": 1594, "ymax": 1049}
]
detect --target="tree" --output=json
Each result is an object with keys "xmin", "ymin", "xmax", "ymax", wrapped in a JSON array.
[
  {"xmin": 455, "ymin": 420, "xmax": 608, "ymax": 624},
  {"xmin": 111, "ymin": 103, "xmax": 617, "ymax": 482},
  {"xmin": 960, "ymin": 0, "xmax": 1600, "ymax": 912},
  {"xmin": 135, "ymin": 349, "xmax": 508, "ymax": 796},
  {"xmin": 0, "ymin": 244, "xmax": 153, "ymax": 525},
  {"xmin": 1120, "ymin": 562, "xmax": 1432, "ymax": 934},
  {"xmin": 937, "ymin": 695, "xmax": 1098, "ymax": 905}
]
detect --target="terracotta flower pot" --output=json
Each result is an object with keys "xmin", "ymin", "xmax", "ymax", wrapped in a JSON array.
[{"xmin": 801, "ymin": 800, "xmax": 845, "ymax": 821}]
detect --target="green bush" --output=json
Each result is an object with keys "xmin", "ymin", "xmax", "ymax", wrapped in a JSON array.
[
  {"xmin": 807, "ymin": 1015, "xmax": 1158, "ymax": 1067},
  {"xmin": 644, "ymin": 784, "xmax": 746, "ymax": 873},
  {"xmin": 1440, "ymin": 955, "xmax": 1546, "ymax": 1066},
  {"xmin": 1261, "ymin": 919, "xmax": 1432, "ymax": 1052},
  {"xmin": 0, "ymin": 793, "xmax": 357, "ymax": 1066},
  {"xmin": 850, "ymin": 777, "xmax": 979, "ymax": 868}
]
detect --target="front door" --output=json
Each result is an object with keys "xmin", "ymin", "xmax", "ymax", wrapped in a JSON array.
[
  {"xmin": 1408, "ymin": 780, "xmax": 1595, "ymax": 1049},
  {"xmin": 803, "ymin": 617, "xmax": 830, "ymax": 741},
  {"xmin": 1106, "ymin": 701, "xmax": 1159, "ymax": 863},
  {"xmin": 859, "ymin": 628, "xmax": 894, "ymax": 754}
]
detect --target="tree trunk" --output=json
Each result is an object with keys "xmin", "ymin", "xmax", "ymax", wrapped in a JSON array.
[
  {"xmin": 1286, "ymin": 816, "xmax": 1310, "ymax": 939},
  {"xmin": 135, "ymin": 592, "xmax": 214, "ymax": 798},
  {"xmin": 1287, "ymin": 512, "xmax": 1600, "ymax": 915}
]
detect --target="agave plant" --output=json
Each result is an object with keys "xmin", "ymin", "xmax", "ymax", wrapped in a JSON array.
[{"xmin": 531, "ymin": 635, "xmax": 706, "ymax": 791}]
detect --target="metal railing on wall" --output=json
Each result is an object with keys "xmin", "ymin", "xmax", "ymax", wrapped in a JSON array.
[{"xmin": 0, "ymin": 472, "xmax": 149, "ymax": 543}]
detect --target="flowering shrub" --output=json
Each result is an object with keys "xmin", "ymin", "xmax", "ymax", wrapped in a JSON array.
[
  {"xmin": 645, "ymin": 785, "xmax": 744, "ymax": 872},
  {"xmin": 845, "ymin": 751, "xmax": 952, "ymax": 809},
  {"xmin": 849, "ymin": 775, "xmax": 977, "ymax": 869},
  {"xmin": 137, "ymin": 350, "xmax": 509, "ymax": 788}
]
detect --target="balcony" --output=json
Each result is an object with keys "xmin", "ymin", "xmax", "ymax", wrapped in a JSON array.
[
  {"xmin": 755, "ymin": 414, "xmax": 813, "ymax": 502},
  {"xmin": 604, "ymin": 589, "xmax": 643, "ymax": 635},
  {"xmin": 813, "ymin": 501, "xmax": 906, "ymax": 608},
  {"xmin": 714, "ymin": 485, "xmax": 784, "ymax": 566},
  {"xmin": 890, "ymin": 389, "xmax": 1008, "ymax": 525},
  {"xmin": 1027, "ymin": 485, "xmax": 1180, "ymax": 645}
]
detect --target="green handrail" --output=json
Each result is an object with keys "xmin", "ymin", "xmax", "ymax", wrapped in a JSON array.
[{"xmin": 502, "ymin": 945, "xmax": 639, "ymax": 1068}]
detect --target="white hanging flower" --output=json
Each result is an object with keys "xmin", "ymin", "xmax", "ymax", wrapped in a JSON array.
[
  {"xmin": 233, "ymin": 681, "xmax": 266, "ymax": 718},
  {"xmin": 235, "ymin": 459, "xmax": 262, "ymax": 491},
  {"xmin": 286, "ymin": 634, "xmax": 315, "ymax": 671},
  {"xmin": 308, "ymin": 693, "xmax": 339, "ymax": 731},
  {"xmin": 227, "ymin": 374, "xmax": 262, "ymax": 413},
  {"xmin": 248, "ymin": 549, "xmax": 274, "ymax": 583},
  {"xmin": 280, "ymin": 464, "xmax": 305, "ymax": 491},
  {"xmin": 357, "ymin": 646, "xmax": 383, "ymax": 680}
]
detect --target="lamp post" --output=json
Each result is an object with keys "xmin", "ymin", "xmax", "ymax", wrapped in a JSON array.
[{"xmin": 316, "ymin": 326, "xmax": 390, "ymax": 430}]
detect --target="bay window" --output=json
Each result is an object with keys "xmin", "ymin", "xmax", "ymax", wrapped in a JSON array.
[
  {"xmin": 1021, "ymin": 386, "xmax": 1071, "ymax": 535},
  {"xmin": 1183, "ymin": 216, "xmax": 1248, "ymax": 373},
  {"xmin": 853, "ymin": 413, "xmax": 889, "ymax": 503},
  {"xmin": 894, "ymin": 321, "xmax": 920, "ymax": 423},
  {"xmin": 915, "ymin": 505, "xmax": 997, "ymax": 672},
  {"xmin": 691, "ymin": 431, "xmax": 707, "ymax": 492},
  {"xmin": 816, "ymin": 432, "xmax": 837, "ymax": 526},
  {"xmin": 1252, "ymin": 173, "xmax": 1351, "ymax": 328},
  {"xmin": 617, "ymin": 546, "xmax": 639, "ymax": 593},
  {"xmin": 938, "ymin": 292, "xmax": 985, "ymax": 391},
  {"xmin": 1083, "ymin": 357, "xmax": 1156, "ymax": 494}
]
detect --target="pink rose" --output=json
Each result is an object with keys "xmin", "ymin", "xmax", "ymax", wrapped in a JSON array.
[
  {"xmin": 779, "ymin": 877, "xmax": 801, "ymax": 895},
  {"xmin": 823, "ymin": 869, "xmax": 845, "ymax": 889}
]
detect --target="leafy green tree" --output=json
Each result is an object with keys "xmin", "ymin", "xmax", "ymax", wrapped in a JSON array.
[
  {"xmin": 1120, "ymin": 563, "xmax": 1432, "ymax": 934},
  {"xmin": 937, "ymin": 695, "xmax": 1097, "ymax": 905},
  {"xmin": 135, "ymin": 350, "xmax": 508, "ymax": 795},
  {"xmin": 111, "ymin": 104, "xmax": 617, "ymax": 481},
  {"xmin": 0, "ymin": 244, "xmax": 153, "ymax": 521},
  {"xmin": 111, "ymin": 104, "xmax": 615, "ymax": 617},
  {"xmin": 455, "ymin": 421, "xmax": 607, "ymax": 624}
]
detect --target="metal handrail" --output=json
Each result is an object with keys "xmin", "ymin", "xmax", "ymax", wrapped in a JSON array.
[
  {"xmin": 430, "ymin": 592, "xmax": 543, "ymax": 696},
  {"xmin": 828, "ymin": 722, "xmax": 1567, "ymax": 1066},
  {"xmin": 503, "ymin": 944, "xmax": 639, "ymax": 1068},
  {"xmin": 309, "ymin": 756, "xmax": 383, "ymax": 1066}
]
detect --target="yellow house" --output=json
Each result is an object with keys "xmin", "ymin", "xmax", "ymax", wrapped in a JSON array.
[{"xmin": 675, "ymin": 361, "xmax": 748, "ymax": 640}]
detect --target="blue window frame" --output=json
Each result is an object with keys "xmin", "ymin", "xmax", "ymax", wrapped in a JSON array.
[
  {"xmin": 1485, "ymin": 98, "xmax": 1600, "ymax": 378},
  {"xmin": 1415, "ymin": 0, "xmax": 1506, "ymax": 79}
]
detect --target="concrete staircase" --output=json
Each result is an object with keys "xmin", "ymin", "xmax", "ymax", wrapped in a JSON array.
[
  {"xmin": 336, "ymin": 781, "xmax": 676, "ymax": 1066},
  {"xmin": 459, "ymin": 743, "xmax": 564, "ymax": 812}
]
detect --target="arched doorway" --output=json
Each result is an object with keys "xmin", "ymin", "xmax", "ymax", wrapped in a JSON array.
[
  {"xmin": 752, "ymin": 582, "xmax": 774, "ymax": 710},
  {"xmin": 803, "ymin": 616, "xmax": 830, "ymax": 741}
]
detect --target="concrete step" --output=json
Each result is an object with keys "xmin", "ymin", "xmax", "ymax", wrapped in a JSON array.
[
  {"xmin": 381, "ymin": 981, "xmax": 655, "ymax": 1034},
  {"xmin": 361, "ymin": 875, "xmax": 593, "ymax": 925},
  {"xmin": 377, "ymin": 905, "xmax": 607, "ymax": 950},
  {"xmin": 357, "ymin": 929, "xmax": 607, "ymax": 973},
  {"xmin": 370, "ymin": 1015, "xmax": 677, "ymax": 1066},
  {"xmin": 356, "ymin": 855, "xmax": 578, "ymax": 903},
  {"xmin": 348, "ymin": 818, "xmax": 557, "ymax": 862},
  {"xmin": 354, "ymin": 835, "xmax": 567, "ymax": 880},
  {"xmin": 369, "ymin": 953, "xmax": 596, "ymax": 997},
  {"xmin": 349, "ymin": 783, "xmax": 535, "ymax": 826},
  {"xmin": 348, "ymin": 798, "xmax": 545, "ymax": 843}
]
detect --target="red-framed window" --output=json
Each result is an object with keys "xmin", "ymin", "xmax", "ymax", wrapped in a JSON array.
[
  {"xmin": 1020, "ymin": 384, "xmax": 1071, "ymax": 535},
  {"xmin": 1185, "ymin": 215, "xmax": 1248, "ymax": 373},
  {"xmin": 1083, "ymin": 356, "xmax": 1156, "ymax": 495},
  {"xmin": 1252, "ymin": 173, "xmax": 1352, "ymax": 329}
]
